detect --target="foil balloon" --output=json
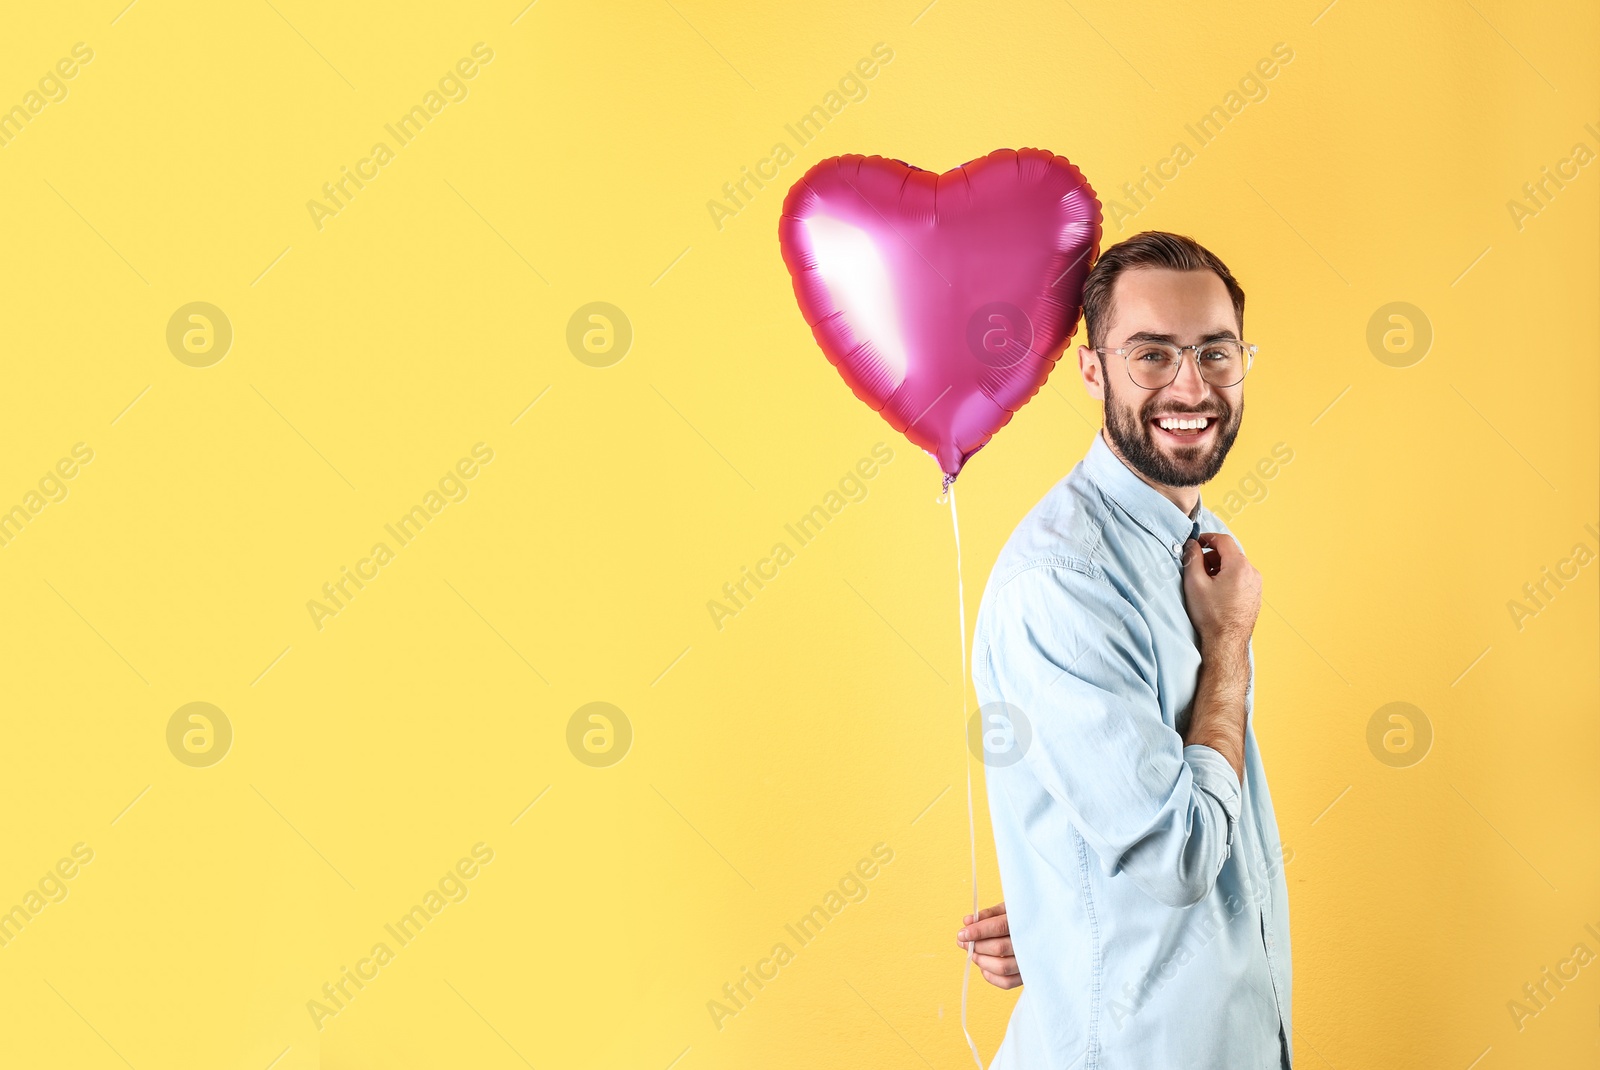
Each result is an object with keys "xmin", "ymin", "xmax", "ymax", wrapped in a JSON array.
[{"xmin": 778, "ymin": 148, "xmax": 1102, "ymax": 488}]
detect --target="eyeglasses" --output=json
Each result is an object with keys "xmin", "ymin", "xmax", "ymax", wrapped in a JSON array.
[{"xmin": 1091, "ymin": 339, "xmax": 1256, "ymax": 390}]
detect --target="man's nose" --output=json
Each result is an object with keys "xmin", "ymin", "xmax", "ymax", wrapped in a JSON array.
[{"xmin": 1165, "ymin": 350, "xmax": 1213, "ymax": 403}]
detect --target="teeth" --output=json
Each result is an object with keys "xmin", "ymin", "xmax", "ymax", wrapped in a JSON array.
[{"xmin": 1157, "ymin": 416, "xmax": 1209, "ymax": 430}]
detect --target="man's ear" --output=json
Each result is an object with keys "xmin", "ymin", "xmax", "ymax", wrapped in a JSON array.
[{"xmin": 1077, "ymin": 344, "xmax": 1106, "ymax": 403}]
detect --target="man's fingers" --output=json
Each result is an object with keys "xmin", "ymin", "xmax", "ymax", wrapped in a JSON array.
[
  {"xmin": 957, "ymin": 909, "xmax": 1023, "ymax": 991},
  {"xmin": 955, "ymin": 929, "xmax": 1012, "ymax": 952},
  {"xmin": 1197, "ymin": 532, "xmax": 1241, "ymax": 568},
  {"xmin": 980, "ymin": 968, "xmax": 1023, "ymax": 990},
  {"xmin": 956, "ymin": 913, "xmax": 1010, "ymax": 943},
  {"xmin": 954, "ymin": 933, "xmax": 1012, "ymax": 956},
  {"xmin": 962, "ymin": 902, "xmax": 1007, "ymax": 926},
  {"xmin": 972, "ymin": 951, "xmax": 1020, "ymax": 976}
]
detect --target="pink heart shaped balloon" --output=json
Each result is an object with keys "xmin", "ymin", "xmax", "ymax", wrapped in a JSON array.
[{"xmin": 779, "ymin": 148, "xmax": 1102, "ymax": 488}]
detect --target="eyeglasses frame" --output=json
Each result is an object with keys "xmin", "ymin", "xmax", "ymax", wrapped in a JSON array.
[{"xmin": 1089, "ymin": 338, "xmax": 1258, "ymax": 390}]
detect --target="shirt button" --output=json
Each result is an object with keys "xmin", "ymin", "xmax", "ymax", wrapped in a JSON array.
[{"xmin": 1171, "ymin": 542, "xmax": 1182, "ymax": 555}]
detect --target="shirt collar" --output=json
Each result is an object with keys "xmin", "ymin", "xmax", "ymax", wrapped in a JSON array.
[{"xmin": 1082, "ymin": 430, "xmax": 1203, "ymax": 560}]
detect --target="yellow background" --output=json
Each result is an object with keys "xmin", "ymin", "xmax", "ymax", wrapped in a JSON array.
[{"xmin": 0, "ymin": 1, "xmax": 1595, "ymax": 1067}]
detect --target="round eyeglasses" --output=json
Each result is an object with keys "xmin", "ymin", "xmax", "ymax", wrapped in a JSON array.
[{"xmin": 1091, "ymin": 339, "xmax": 1256, "ymax": 390}]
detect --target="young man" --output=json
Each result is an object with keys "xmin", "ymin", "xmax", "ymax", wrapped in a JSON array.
[{"xmin": 956, "ymin": 232, "xmax": 1293, "ymax": 1068}]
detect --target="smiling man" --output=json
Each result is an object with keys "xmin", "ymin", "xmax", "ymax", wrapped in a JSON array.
[{"xmin": 962, "ymin": 231, "xmax": 1293, "ymax": 1068}]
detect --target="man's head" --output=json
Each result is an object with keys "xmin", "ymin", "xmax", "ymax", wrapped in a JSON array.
[{"xmin": 1076, "ymin": 231, "xmax": 1248, "ymax": 490}]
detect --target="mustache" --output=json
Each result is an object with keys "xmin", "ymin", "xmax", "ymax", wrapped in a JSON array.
[{"xmin": 1144, "ymin": 405, "xmax": 1228, "ymax": 418}]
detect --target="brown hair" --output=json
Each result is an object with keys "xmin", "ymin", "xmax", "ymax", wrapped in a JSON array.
[{"xmin": 1081, "ymin": 230, "xmax": 1245, "ymax": 350}]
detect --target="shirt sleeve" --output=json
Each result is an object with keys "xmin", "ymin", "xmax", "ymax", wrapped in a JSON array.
[{"xmin": 981, "ymin": 562, "xmax": 1241, "ymax": 909}]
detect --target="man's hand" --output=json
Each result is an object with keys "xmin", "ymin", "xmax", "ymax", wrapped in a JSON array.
[
  {"xmin": 956, "ymin": 901, "xmax": 1022, "ymax": 990},
  {"xmin": 1180, "ymin": 532, "xmax": 1260, "ymax": 782},
  {"xmin": 1180, "ymin": 533, "xmax": 1261, "ymax": 649}
]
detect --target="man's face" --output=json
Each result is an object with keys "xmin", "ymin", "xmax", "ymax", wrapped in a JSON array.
[{"xmin": 1077, "ymin": 267, "xmax": 1245, "ymax": 488}]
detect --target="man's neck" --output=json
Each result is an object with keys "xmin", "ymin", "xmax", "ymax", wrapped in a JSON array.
[{"xmin": 1101, "ymin": 429, "xmax": 1201, "ymax": 518}]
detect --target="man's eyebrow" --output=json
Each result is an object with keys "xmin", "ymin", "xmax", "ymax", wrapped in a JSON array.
[{"xmin": 1121, "ymin": 328, "xmax": 1241, "ymax": 344}]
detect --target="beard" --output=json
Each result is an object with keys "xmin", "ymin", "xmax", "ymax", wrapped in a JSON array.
[{"xmin": 1102, "ymin": 368, "xmax": 1243, "ymax": 488}]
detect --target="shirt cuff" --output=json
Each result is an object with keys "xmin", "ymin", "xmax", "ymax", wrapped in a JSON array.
[{"xmin": 1183, "ymin": 743, "xmax": 1243, "ymax": 855}]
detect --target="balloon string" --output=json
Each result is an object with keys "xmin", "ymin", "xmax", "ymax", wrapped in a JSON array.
[{"xmin": 946, "ymin": 482, "xmax": 985, "ymax": 1070}]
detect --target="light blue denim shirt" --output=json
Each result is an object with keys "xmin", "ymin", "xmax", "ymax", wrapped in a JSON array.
[{"xmin": 973, "ymin": 429, "xmax": 1292, "ymax": 1070}]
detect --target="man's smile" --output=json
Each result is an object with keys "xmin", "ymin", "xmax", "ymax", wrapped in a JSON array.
[{"xmin": 1147, "ymin": 412, "xmax": 1221, "ymax": 446}]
